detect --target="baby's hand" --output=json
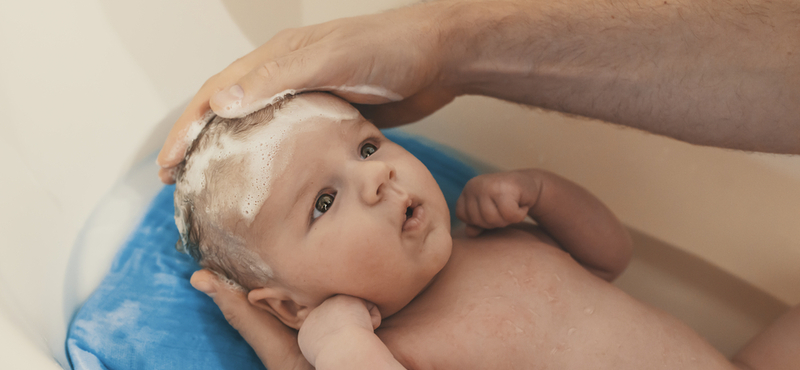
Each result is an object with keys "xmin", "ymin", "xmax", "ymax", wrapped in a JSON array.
[
  {"xmin": 456, "ymin": 171, "xmax": 541, "ymax": 237},
  {"xmin": 298, "ymin": 295, "xmax": 382, "ymax": 367}
]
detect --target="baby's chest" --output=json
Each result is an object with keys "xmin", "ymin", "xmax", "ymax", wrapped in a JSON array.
[{"xmin": 379, "ymin": 243, "xmax": 592, "ymax": 369}]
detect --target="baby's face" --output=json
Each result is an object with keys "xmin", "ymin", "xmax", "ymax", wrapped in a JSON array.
[{"xmin": 248, "ymin": 93, "xmax": 452, "ymax": 319}]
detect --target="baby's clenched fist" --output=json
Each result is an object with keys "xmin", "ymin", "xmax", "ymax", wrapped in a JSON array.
[{"xmin": 455, "ymin": 170, "xmax": 542, "ymax": 237}]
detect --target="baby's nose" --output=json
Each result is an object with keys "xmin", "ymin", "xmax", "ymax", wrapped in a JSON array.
[{"xmin": 359, "ymin": 160, "xmax": 397, "ymax": 205}]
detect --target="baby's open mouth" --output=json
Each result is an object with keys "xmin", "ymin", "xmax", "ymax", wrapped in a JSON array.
[{"xmin": 402, "ymin": 200, "xmax": 424, "ymax": 232}]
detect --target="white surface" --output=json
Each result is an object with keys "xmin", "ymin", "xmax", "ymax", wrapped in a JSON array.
[
  {"xmin": 0, "ymin": 0, "xmax": 268, "ymax": 367},
  {"xmin": 1, "ymin": 0, "xmax": 797, "ymax": 368}
]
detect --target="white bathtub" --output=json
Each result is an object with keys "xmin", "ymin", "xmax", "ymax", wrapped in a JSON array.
[{"xmin": 1, "ymin": 0, "xmax": 798, "ymax": 368}]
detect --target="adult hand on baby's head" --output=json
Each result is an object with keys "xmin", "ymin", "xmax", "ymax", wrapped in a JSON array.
[
  {"xmin": 190, "ymin": 270, "xmax": 312, "ymax": 370},
  {"xmin": 456, "ymin": 171, "xmax": 539, "ymax": 237},
  {"xmin": 298, "ymin": 295, "xmax": 382, "ymax": 367},
  {"xmin": 157, "ymin": 2, "xmax": 463, "ymax": 183}
]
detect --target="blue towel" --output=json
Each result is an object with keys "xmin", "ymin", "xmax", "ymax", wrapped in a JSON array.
[{"xmin": 66, "ymin": 130, "xmax": 479, "ymax": 369}]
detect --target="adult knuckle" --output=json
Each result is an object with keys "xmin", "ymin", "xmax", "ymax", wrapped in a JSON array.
[
  {"xmin": 274, "ymin": 27, "xmax": 306, "ymax": 50},
  {"xmin": 256, "ymin": 60, "xmax": 281, "ymax": 80}
]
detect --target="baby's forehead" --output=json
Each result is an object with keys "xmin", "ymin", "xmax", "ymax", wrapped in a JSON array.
[{"xmin": 188, "ymin": 93, "xmax": 364, "ymax": 227}]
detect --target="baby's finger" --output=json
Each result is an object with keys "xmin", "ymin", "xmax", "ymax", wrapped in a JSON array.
[
  {"xmin": 455, "ymin": 193, "xmax": 469, "ymax": 224},
  {"xmin": 465, "ymin": 196, "xmax": 486, "ymax": 228},
  {"xmin": 478, "ymin": 196, "xmax": 505, "ymax": 228},
  {"xmin": 496, "ymin": 195, "xmax": 528, "ymax": 224}
]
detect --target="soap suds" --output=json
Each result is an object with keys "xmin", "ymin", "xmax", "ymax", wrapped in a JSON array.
[
  {"xmin": 217, "ymin": 89, "xmax": 297, "ymax": 118},
  {"xmin": 184, "ymin": 110, "xmax": 216, "ymax": 146},
  {"xmin": 183, "ymin": 94, "xmax": 360, "ymax": 226},
  {"xmin": 327, "ymin": 84, "xmax": 403, "ymax": 101},
  {"xmin": 161, "ymin": 110, "xmax": 217, "ymax": 165},
  {"xmin": 216, "ymin": 85, "xmax": 402, "ymax": 119}
]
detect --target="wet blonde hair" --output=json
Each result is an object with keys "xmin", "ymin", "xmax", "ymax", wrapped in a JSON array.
[{"xmin": 173, "ymin": 97, "xmax": 295, "ymax": 290}]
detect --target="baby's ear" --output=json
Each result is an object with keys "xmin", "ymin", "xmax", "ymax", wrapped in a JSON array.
[{"xmin": 247, "ymin": 287, "xmax": 311, "ymax": 330}]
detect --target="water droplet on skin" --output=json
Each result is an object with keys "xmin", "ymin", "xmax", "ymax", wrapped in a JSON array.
[
  {"xmin": 504, "ymin": 320, "xmax": 524, "ymax": 334},
  {"xmin": 544, "ymin": 291, "xmax": 555, "ymax": 302},
  {"xmin": 551, "ymin": 348, "xmax": 558, "ymax": 355},
  {"xmin": 584, "ymin": 307, "xmax": 594, "ymax": 315},
  {"xmin": 554, "ymin": 274, "xmax": 561, "ymax": 282}
]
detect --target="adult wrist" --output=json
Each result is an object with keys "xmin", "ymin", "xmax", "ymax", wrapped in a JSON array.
[{"xmin": 431, "ymin": 0, "xmax": 538, "ymax": 96}]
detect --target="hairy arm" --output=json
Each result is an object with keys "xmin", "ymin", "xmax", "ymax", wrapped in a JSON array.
[
  {"xmin": 159, "ymin": 0, "xmax": 798, "ymax": 181},
  {"xmin": 441, "ymin": 0, "xmax": 800, "ymax": 154}
]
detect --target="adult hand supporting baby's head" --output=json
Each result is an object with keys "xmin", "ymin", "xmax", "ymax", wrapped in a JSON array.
[
  {"xmin": 190, "ymin": 269, "xmax": 313, "ymax": 370},
  {"xmin": 157, "ymin": 2, "xmax": 464, "ymax": 184}
]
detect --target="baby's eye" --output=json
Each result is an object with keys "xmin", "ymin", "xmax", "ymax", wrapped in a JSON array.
[
  {"xmin": 360, "ymin": 143, "xmax": 378, "ymax": 159},
  {"xmin": 313, "ymin": 193, "xmax": 335, "ymax": 219}
]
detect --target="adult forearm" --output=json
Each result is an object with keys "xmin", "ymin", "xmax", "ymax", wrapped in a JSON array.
[{"xmin": 439, "ymin": 0, "xmax": 800, "ymax": 154}]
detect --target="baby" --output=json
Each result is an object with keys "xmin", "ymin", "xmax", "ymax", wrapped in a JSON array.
[{"xmin": 174, "ymin": 92, "xmax": 797, "ymax": 370}]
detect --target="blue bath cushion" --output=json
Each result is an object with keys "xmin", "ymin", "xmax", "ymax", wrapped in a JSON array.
[{"xmin": 66, "ymin": 130, "xmax": 479, "ymax": 370}]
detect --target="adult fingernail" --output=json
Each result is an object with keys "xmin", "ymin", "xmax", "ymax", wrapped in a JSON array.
[{"xmin": 212, "ymin": 85, "xmax": 244, "ymax": 112}]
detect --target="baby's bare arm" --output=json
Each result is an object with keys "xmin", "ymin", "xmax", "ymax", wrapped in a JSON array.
[
  {"xmin": 458, "ymin": 169, "xmax": 632, "ymax": 280},
  {"xmin": 526, "ymin": 170, "xmax": 633, "ymax": 281}
]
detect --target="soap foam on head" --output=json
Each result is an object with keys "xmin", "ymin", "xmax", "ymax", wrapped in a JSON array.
[
  {"xmin": 183, "ymin": 94, "xmax": 360, "ymax": 226},
  {"xmin": 216, "ymin": 85, "xmax": 402, "ymax": 119},
  {"xmin": 185, "ymin": 110, "xmax": 217, "ymax": 145}
]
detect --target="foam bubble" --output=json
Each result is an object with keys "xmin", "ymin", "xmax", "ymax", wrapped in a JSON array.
[
  {"xmin": 328, "ymin": 84, "xmax": 403, "ymax": 101},
  {"xmin": 216, "ymin": 85, "xmax": 402, "ymax": 119},
  {"xmin": 217, "ymin": 89, "xmax": 297, "ymax": 118},
  {"xmin": 185, "ymin": 110, "xmax": 216, "ymax": 145}
]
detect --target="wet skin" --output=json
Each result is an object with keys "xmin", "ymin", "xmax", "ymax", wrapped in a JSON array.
[{"xmin": 377, "ymin": 226, "xmax": 737, "ymax": 370}]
